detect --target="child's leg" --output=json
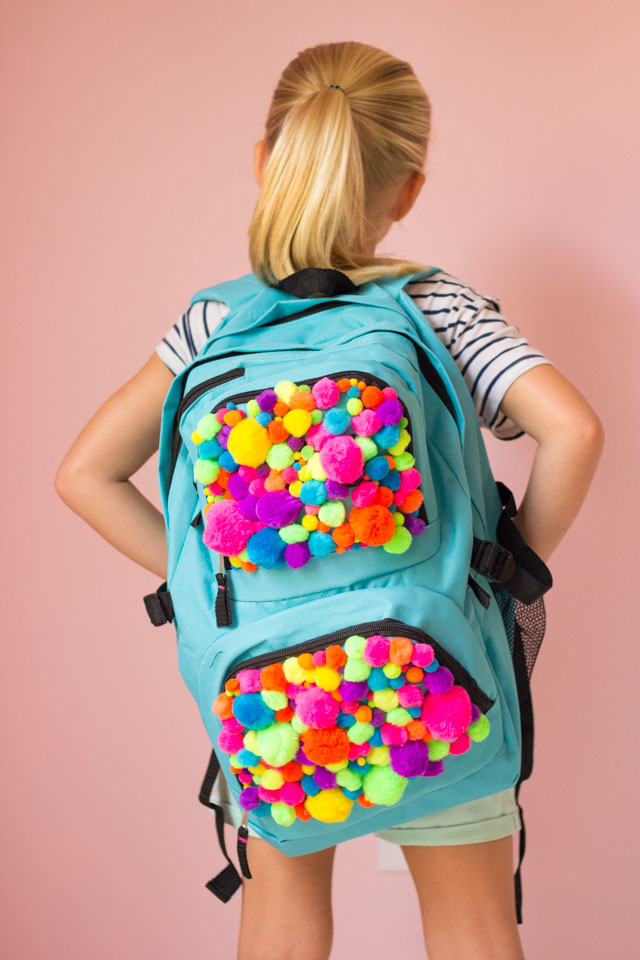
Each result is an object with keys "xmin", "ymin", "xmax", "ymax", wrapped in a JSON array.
[
  {"xmin": 237, "ymin": 835, "xmax": 336, "ymax": 960},
  {"xmin": 401, "ymin": 837, "xmax": 525, "ymax": 960}
]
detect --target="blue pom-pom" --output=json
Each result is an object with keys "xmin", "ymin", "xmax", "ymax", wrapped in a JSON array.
[
  {"xmin": 308, "ymin": 531, "xmax": 336, "ymax": 557},
  {"xmin": 343, "ymin": 787, "xmax": 363, "ymax": 799},
  {"xmin": 346, "ymin": 386, "xmax": 360, "ymax": 399},
  {"xmin": 384, "ymin": 469, "xmax": 401, "ymax": 491},
  {"xmin": 324, "ymin": 409, "xmax": 350, "ymax": 435},
  {"xmin": 389, "ymin": 675, "xmax": 405, "ymax": 689},
  {"xmin": 199, "ymin": 438, "xmax": 223, "ymax": 460},
  {"xmin": 299, "ymin": 480, "xmax": 327, "ymax": 505},
  {"xmin": 253, "ymin": 801, "xmax": 270, "ymax": 817},
  {"xmin": 256, "ymin": 412, "xmax": 272, "ymax": 426},
  {"xmin": 246, "ymin": 528, "xmax": 286, "ymax": 568},
  {"xmin": 369, "ymin": 727, "xmax": 384, "ymax": 747},
  {"xmin": 301, "ymin": 774, "xmax": 321, "ymax": 797},
  {"xmin": 232, "ymin": 693, "xmax": 276, "ymax": 730},
  {"xmin": 425, "ymin": 658, "xmax": 440, "ymax": 673},
  {"xmin": 366, "ymin": 455, "xmax": 390, "ymax": 481},
  {"xmin": 349, "ymin": 760, "xmax": 371, "ymax": 775},
  {"xmin": 237, "ymin": 748, "xmax": 260, "ymax": 766},
  {"xmin": 226, "ymin": 402, "xmax": 236, "ymax": 409},
  {"xmin": 407, "ymin": 706, "xmax": 422, "ymax": 718},
  {"xmin": 337, "ymin": 713, "xmax": 356, "ymax": 728},
  {"xmin": 373, "ymin": 425, "xmax": 401, "ymax": 449},
  {"xmin": 367, "ymin": 667, "xmax": 388, "ymax": 691},
  {"xmin": 219, "ymin": 450, "xmax": 239, "ymax": 472},
  {"xmin": 293, "ymin": 461, "xmax": 301, "ymax": 471}
]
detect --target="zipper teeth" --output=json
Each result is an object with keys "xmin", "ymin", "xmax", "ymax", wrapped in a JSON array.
[
  {"xmin": 170, "ymin": 366, "xmax": 245, "ymax": 476},
  {"xmin": 222, "ymin": 618, "xmax": 495, "ymax": 713}
]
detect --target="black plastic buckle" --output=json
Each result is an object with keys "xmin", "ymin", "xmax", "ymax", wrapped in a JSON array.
[
  {"xmin": 142, "ymin": 582, "xmax": 174, "ymax": 626},
  {"xmin": 473, "ymin": 541, "xmax": 517, "ymax": 583}
]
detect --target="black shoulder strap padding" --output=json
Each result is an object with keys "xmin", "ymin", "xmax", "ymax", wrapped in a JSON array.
[
  {"xmin": 142, "ymin": 582, "xmax": 174, "ymax": 626},
  {"xmin": 511, "ymin": 615, "xmax": 535, "ymax": 925},
  {"xmin": 276, "ymin": 267, "xmax": 358, "ymax": 298},
  {"xmin": 197, "ymin": 749, "xmax": 243, "ymax": 903}
]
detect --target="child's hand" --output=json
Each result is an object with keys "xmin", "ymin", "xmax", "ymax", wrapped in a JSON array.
[{"xmin": 496, "ymin": 364, "xmax": 605, "ymax": 565}]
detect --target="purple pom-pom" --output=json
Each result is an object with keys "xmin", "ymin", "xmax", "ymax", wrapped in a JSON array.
[
  {"xmin": 423, "ymin": 665, "xmax": 454, "ymax": 695},
  {"xmin": 285, "ymin": 541, "xmax": 311, "ymax": 569},
  {"xmin": 295, "ymin": 745, "xmax": 310, "ymax": 764},
  {"xmin": 313, "ymin": 768, "xmax": 337, "ymax": 789},
  {"xmin": 217, "ymin": 424, "xmax": 231, "ymax": 448},
  {"xmin": 227, "ymin": 473, "xmax": 249, "ymax": 501},
  {"xmin": 256, "ymin": 463, "xmax": 271, "ymax": 478},
  {"xmin": 287, "ymin": 435, "xmax": 305, "ymax": 451},
  {"xmin": 389, "ymin": 740, "xmax": 430, "ymax": 778},
  {"xmin": 423, "ymin": 759, "xmax": 445, "ymax": 777},
  {"xmin": 257, "ymin": 389, "xmax": 278, "ymax": 412},
  {"xmin": 370, "ymin": 708, "xmax": 386, "ymax": 727},
  {"xmin": 325, "ymin": 479, "xmax": 350, "ymax": 500},
  {"xmin": 338, "ymin": 680, "xmax": 369, "ymax": 701},
  {"xmin": 470, "ymin": 703, "xmax": 482, "ymax": 723},
  {"xmin": 375, "ymin": 398, "xmax": 404, "ymax": 426},
  {"xmin": 403, "ymin": 514, "xmax": 426, "ymax": 536},
  {"xmin": 256, "ymin": 490, "xmax": 302, "ymax": 528},
  {"xmin": 237, "ymin": 494, "xmax": 259, "ymax": 521},
  {"xmin": 238, "ymin": 786, "xmax": 261, "ymax": 810}
]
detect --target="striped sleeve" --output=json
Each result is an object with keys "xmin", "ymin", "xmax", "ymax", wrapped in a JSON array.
[
  {"xmin": 155, "ymin": 299, "xmax": 230, "ymax": 375},
  {"xmin": 405, "ymin": 273, "xmax": 554, "ymax": 440}
]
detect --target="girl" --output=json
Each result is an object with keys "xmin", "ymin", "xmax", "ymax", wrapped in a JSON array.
[{"xmin": 55, "ymin": 41, "xmax": 604, "ymax": 960}]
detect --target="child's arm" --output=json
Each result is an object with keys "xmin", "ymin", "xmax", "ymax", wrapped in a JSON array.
[
  {"xmin": 54, "ymin": 353, "xmax": 175, "ymax": 580},
  {"xmin": 495, "ymin": 363, "xmax": 605, "ymax": 564}
]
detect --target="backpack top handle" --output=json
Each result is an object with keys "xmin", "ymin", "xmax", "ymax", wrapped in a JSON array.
[{"xmin": 275, "ymin": 267, "xmax": 359, "ymax": 298}]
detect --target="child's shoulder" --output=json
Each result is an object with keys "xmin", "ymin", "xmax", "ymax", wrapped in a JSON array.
[{"xmin": 402, "ymin": 268, "xmax": 502, "ymax": 314}]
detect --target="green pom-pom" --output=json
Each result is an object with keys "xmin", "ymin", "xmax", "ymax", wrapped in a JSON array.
[
  {"xmin": 346, "ymin": 397, "xmax": 363, "ymax": 415},
  {"xmin": 243, "ymin": 729, "xmax": 258, "ymax": 753},
  {"xmin": 290, "ymin": 714, "xmax": 308, "ymax": 734},
  {"xmin": 325, "ymin": 759, "xmax": 349, "ymax": 772},
  {"xmin": 318, "ymin": 500, "xmax": 346, "ymax": 527},
  {"xmin": 372, "ymin": 689, "xmax": 398, "ymax": 712},
  {"xmin": 363, "ymin": 765, "xmax": 408, "ymax": 805},
  {"xmin": 468, "ymin": 714, "xmax": 490, "ymax": 742},
  {"xmin": 194, "ymin": 459, "xmax": 220, "ymax": 484},
  {"xmin": 428, "ymin": 739, "xmax": 450, "ymax": 760},
  {"xmin": 266, "ymin": 443, "xmax": 295, "ymax": 470},
  {"xmin": 344, "ymin": 635, "xmax": 367, "ymax": 659},
  {"xmin": 382, "ymin": 663, "xmax": 402, "ymax": 679},
  {"xmin": 336, "ymin": 769, "xmax": 362, "ymax": 791},
  {"xmin": 308, "ymin": 453, "xmax": 327, "ymax": 481},
  {"xmin": 347, "ymin": 721, "xmax": 374, "ymax": 744},
  {"xmin": 246, "ymin": 398, "xmax": 260, "ymax": 417},
  {"xmin": 354, "ymin": 436, "xmax": 377, "ymax": 461},
  {"xmin": 260, "ymin": 689, "xmax": 288, "ymax": 711},
  {"xmin": 383, "ymin": 526, "xmax": 412, "ymax": 554},
  {"xmin": 255, "ymin": 722, "xmax": 299, "ymax": 766},
  {"xmin": 386, "ymin": 707, "xmax": 412, "ymax": 727},
  {"xmin": 298, "ymin": 383, "xmax": 311, "ymax": 393},
  {"xmin": 343, "ymin": 658, "xmax": 371, "ymax": 682},
  {"xmin": 279, "ymin": 523, "xmax": 309, "ymax": 544},
  {"xmin": 271, "ymin": 801, "xmax": 296, "ymax": 826},
  {"xmin": 310, "ymin": 409, "xmax": 323, "ymax": 424},
  {"xmin": 394, "ymin": 452, "xmax": 415, "ymax": 471},
  {"xmin": 301, "ymin": 444, "xmax": 314, "ymax": 459},
  {"xmin": 388, "ymin": 428, "xmax": 411, "ymax": 456},
  {"xmin": 393, "ymin": 512, "xmax": 405, "ymax": 526},
  {"xmin": 274, "ymin": 380, "xmax": 298, "ymax": 403},
  {"xmin": 197, "ymin": 413, "xmax": 221, "ymax": 440}
]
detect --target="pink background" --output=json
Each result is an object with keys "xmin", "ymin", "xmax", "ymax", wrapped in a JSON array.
[{"xmin": 3, "ymin": 1, "xmax": 637, "ymax": 956}]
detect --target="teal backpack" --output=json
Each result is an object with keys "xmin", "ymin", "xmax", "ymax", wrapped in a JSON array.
[{"xmin": 144, "ymin": 266, "xmax": 552, "ymax": 922}]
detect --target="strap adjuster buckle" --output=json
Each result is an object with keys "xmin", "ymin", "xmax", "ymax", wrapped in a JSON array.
[{"xmin": 472, "ymin": 540, "xmax": 517, "ymax": 583}]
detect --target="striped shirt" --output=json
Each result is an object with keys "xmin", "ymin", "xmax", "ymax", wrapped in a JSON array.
[{"xmin": 155, "ymin": 269, "xmax": 554, "ymax": 440}]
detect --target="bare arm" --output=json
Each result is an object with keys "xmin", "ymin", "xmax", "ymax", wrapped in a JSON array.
[
  {"xmin": 495, "ymin": 364, "xmax": 605, "ymax": 564},
  {"xmin": 54, "ymin": 352, "xmax": 176, "ymax": 580}
]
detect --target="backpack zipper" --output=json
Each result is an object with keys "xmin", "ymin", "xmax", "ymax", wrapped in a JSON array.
[
  {"xmin": 170, "ymin": 366, "xmax": 245, "ymax": 478},
  {"xmin": 221, "ymin": 618, "xmax": 495, "ymax": 714}
]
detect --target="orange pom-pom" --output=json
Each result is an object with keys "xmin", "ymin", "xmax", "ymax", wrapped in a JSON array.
[
  {"xmin": 275, "ymin": 706, "xmax": 295, "ymax": 722},
  {"xmin": 217, "ymin": 468, "xmax": 230, "ymax": 490},
  {"xmin": 298, "ymin": 652, "xmax": 314, "ymax": 669},
  {"xmin": 289, "ymin": 390, "xmax": 316, "ymax": 411},
  {"xmin": 374, "ymin": 486, "xmax": 394, "ymax": 507},
  {"xmin": 405, "ymin": 666, "xmax": 424, "ymax": 682},
  {"xmin": 268, "ymin": 419, "xmax": 289, "ymax": 443},
  {"xmin": 357, "ymin": 381, "xmax": 366, "ymax": 391},
  {"xmin": 355, "ymin": 705, "xmax": 372, "ymax": 723},
  {"xmin": 295, "ymin": 802, "xmax": 312, "ymax": 821},
  {"xmin": 264, "ymin": 469, "xmax": 286, "ymax": 491},
  {"xmin": 241, "ymin": 561, "xmax": 258, "ymax": 572},
  {"xmin": 389, "ymin": 636, "xmax": 413, "ymax": 665},
  {"xmin": 260, "ymin": 663, "xmax": 287, "ymax": 691},
  {"xmin": 273, "ymin": 400, "xmax": 289, "ymax": 417},
  {"xmin": 281, "ymin": 761, "xmax": 304, "ymax": 781},
  {"xmin": 223, "ymin": 409, "xmax": 243, "ymax": 427},
  {"xmin": 326, "ymin": 644, "xmax": 347, "ymax": 669},
  {"xmin": 336, "ymin": 378, "xmax": 351, "ymax": 392},
  {"xmin": 302, "ymin": 726, "xmax": 351, "ymax": 765},
  {"xmin": 316, "ymin": 521, "xmax": 331, "ymax": 533},
  {"xmin": 349, "ymin": 504, "xmax": 396, "ymax": 546},
  {"xmin": 224, "ymin": 677, "xmax": 239, "ymax": 694},
  {"xmin": 362, "ymin": 386, "xmax": 384, "ymax": 408},
  {"xmin": 358, "ymin": 794, "xmax": 375, "ymax": 808},
  {"xmin": 400, "ymin": 490, "xmax": 424, "ymax": 513},
  {"xmin": 332, "ymin": 523, "xmax": 355, "ymax": 548},
  {"xmin": 407, "ymin": 720, "xmax": 428, "ymax": 740},
  {"xmin": 385, "ymin": 455, "xmax": 395, "ymax": 468},
  {"xmin": 212, "ymin": 693, "xmax": 234, "ymax": 719}
]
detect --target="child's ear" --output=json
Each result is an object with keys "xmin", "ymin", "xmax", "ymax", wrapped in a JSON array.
[
  {"xmin": 254, "ymin": 139, "xmax": 269, "ymax": 186},
  {"xmin": 393, "ymin": 171, "xmax": 426, "ymax": 222}
]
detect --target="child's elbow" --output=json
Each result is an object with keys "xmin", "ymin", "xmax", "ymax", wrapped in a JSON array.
[{"xmin": 574, "ymin": 410, "xmax": 605, "ymax": 453}]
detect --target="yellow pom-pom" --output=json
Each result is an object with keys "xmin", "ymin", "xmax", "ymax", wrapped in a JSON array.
[
  {"xmin": 229, "ymin": 556, "xmax": 242, "ymax": 568},
  {"xmin": 382, "ymin": 662, "xmax": 402, "ymax": 679},
  {"xmin": 372, "ymin": 688, "xmax": 399, "ymax": 712},
  {"xmin": 314, "ymin": 666, "xmax": 341, "ymax": 691},
  {"xmin": 289, "ymin": 480, "xmax": 303, "ymax": 498},
  {"xmin": 308, "ymin": 452, "xmax": 327, "ymax": 481},
  {"xmin": 301, "ymin": 764, "xmax": 316, "ymax": 775},
  {"xmin": 388, "ymin": 428, "xmax": 411, "ymax": 456},
  {"xmin": 305, "ymin": 788, "xmax": 353, "ymax": 823},
  {"xmin": 301, "ymin": 514, "xmax": 318, "ymax": 531},
  {"xmin": 283, "ymin": 656, "xmax": 306, "ymax": 685},
  {"xmin": 368, "ymin": 746, "xmax": 391, "ymax": 766},
  {"xmin": 260, "ymin": 769, "xmax": 284, "ymax": 790},
  {"xmin": 227, "ymin": 417, "xmax": 271, "ymax": 467},
  {"xmin": 298, "ymin": 464, "xmax": 312, "ymax": 482},
  {"xmin": 274, "ymin": 380, "xmax": 298, "ymax": 404},
  {"xmin": 283, "ymin": 408, "xmax": 312, "ymax": 438},
  {"xmin": 191, "ymin": 430, "xmax": 204, "ymax": 444}
]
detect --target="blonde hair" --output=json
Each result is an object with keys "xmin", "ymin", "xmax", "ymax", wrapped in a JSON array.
[{"xmin": 248, "ymin": 41, "xmax": 433, "ymax": 288}]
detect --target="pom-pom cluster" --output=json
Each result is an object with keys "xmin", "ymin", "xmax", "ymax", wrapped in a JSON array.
[
  {"xmin": 191, "ymin": 375, "xmax": 427, "ymax": 571},
  {"xmin": 213, "ymin": 632, "xmax": 491, "ymax": 826}
]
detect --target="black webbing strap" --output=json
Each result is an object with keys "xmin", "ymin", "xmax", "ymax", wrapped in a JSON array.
[
  {"xmin": 215, "ymin": 572, "xmax": 232, "ymax": 627},
  {"xmin": 142, "ymin": 582, "xmax": 174, "ymax": 626},
  {"xmin": 237, "ymin": 825, "xmax": 252, "ymax": 879},
  {"xmin": 511, "ymin": 615, "xmax": 535, "ymax": 924},
  {"xmin": 197, "ymin": 749, "xmax": 243, "ymax": 903},
  {"xmin": 276, "ymin": 267, "xmax": 358, "ymax": 298},
  {"xmin": 472, "ymin": 481, "xmax": 553, "ymax": 605}
]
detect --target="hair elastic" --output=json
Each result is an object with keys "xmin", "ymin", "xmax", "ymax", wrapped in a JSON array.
[{"xmin": 328, "ymin": 83, "xmax": 346, "ymax": 94}]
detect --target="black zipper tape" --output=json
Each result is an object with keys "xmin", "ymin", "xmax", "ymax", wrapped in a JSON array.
[{"xmin": 222, "ymin": 618, "xmax": 495, "ymax": 714}]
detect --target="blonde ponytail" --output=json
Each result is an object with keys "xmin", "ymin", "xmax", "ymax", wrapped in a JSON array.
[{"xmin": 248, "ymin": 42, "xmax": 434, "ymax": 288}]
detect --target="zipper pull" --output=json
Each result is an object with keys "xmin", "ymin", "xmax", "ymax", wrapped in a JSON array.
[
  {"xmin": 236, "ymin": 809, "xmax": 252, "ymax": 880},
  {"xmin": 215, "ymin": 554, "xmax": 232, "ymax": 627}
]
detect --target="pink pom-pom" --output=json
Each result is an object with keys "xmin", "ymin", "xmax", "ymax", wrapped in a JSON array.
[
  {"xmin": 307, "ymin": 422, "xmax": 331, "ymax": 451},
  {"xmin": 340, "ymin": 701, "xmax": 359, "ymax": 715},
  {"xmin": 279, "ymin": 781, "xmax": 305, "ymax": 806},
  {"xmin": 399, "ymin": 468, "xmax": 422, "ymax": 494},
  {"xmin": 237, "ymin": 668, "xmax": 262, "ymax": 693},
  {"xmin": 209, "ymin": 482, "xmax": 223, "ymax": 496},
  {"xmin": 352, "ymin": 481, "xmax": 379, "ymax": 507},
  {"xmin": 257, "ymin": 786, "xmax": 281, "ymax": 803},
  {"xmin": 363, "ymin": 635, "xmax": 391, "ymax": 667},
  {"xmin": 249, "ymin": 478, "xmax": 266, "ymax": 497},
  {"xmin": 304, "ymin": 504, "xmax": 320, "ymax": 515},
  {"xmin": 382, "ymin": 387, "xmax": 398, "ymax": 400},
  {"xmin": 312, "ymin": 377, "xmax": 340, "ymax": 409},
  {"xmin": 281, "ymin": 466, "xmax": 298, "ymax": 484},
  {"xmin": 348, "ymin": 742, "xmax": 371, "ymax": 760},
  {"xmin": 393, "ymin": 491, "xmax": 406, "ymax": 506},
  {"xmin": 312, "ymin": 649, "xmax": 327, "ymax": 666},
  {"xmin": 238, "ymin": 465, "xmax": 257, "ymax": 483},
  {"xmin": 203, "ymin": 500, "xmax": 255, "ymax": 556},
  {"xmin": 319, "ymin": 435, "xmax": 364, "ymax": 484},
  {"xmin": 295, "ymin": 686, "xmax": 339, "ymax": 729},
  {"xmin": 351, "ymin": 409, "xmax": 382, "ymax": 437},
  {"xmin": 449, "ymin": 732, "xmax": 471, "ymax": 755},
  {"xmin": 238, "ymin": 771, "xmax": 253, "ymax": 784},
  {"xmin": 397, "ymin": 684, "xmax": 424, "ymax": 709},
  {"xmin": 286, "ymin": 682, "xmax": 305, "ymax": 699},
  {"xmin": 411, "ymin": 643, "xmax": 435, "ymax": 668},
  {"xmin": 381, "ymin": 723, "xmax": 408, "ymax": 746},
  {"xmin": 217, "ymin": 719, "xmax": 245, "ymax": 754},
  {"xmin": 215, "ymin": 409, "xmax": 228, "ymax": 424},
  {"xmin": 421, "ymin": 686, "xmax": 472, "ymax": 742}
]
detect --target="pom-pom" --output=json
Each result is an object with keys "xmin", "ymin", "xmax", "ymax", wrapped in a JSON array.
[
  {"xmin": 256, "ymin": 389, "xmax": 277, "ymax": 412},
  {"xmin": 227, "ymin": 417, "xmax": 271, "ymax": 467},
  {"xmin": 238, "ymin": 786, "xmax": 261, "ymax": 810},
  {"xmin": 389, "ymin": 740, "xmax": 430, "ymax": 778},
  {"xmin": 389, "ymin": 636, "xmax": 414, "ymax": 665},
  {"xmin": 260, "ymin": 689, "xmax": 288, "ymax": 711},
  {"xmin": 266, "ymin": 442, "xmax": 295, "ymax": 470},
  {"xmin": 203, "ymin": 499, "xmax": 254, "ymax": 556},
  {"xmin": 382, "ymin": 526, "xmax": 413, "ymax": 554},
  {"xmin": 197, "ymin": 413, "xmax": 222, "ymax": 440},
  {"xmin": 306, "ymin": 422, "xmax": 330, "ymax": 451},
  {"xmin": 347, "ymin": 721, "xmax": 374, "ymax": 744},
  {"xmin": 351, "ymin": 481, "xmax": 378, "ymax": 507},
  {"xmin": 314, "ymin": 666, "xmax": 341, "ymax": 692},
  {"xmin": 403, "ymin": 515, "xmax": 425, "ymax": 537},
  {"xmin": 313, "ymin": 767, "xmax": 337, "ymax": 789},
  {"xmin": 299, "ymin": 480, "xmax": 327, "ymax": 505},
  {"xmin": 232, "ymin": 693, "xmax": 276, "ymax": 730},
  {"xmin": 342, "ymin": 658, "xmax": 371, "ymax": 682},
  {"xmin": 194, "ymin": 459, "xmax": 220, "ymax": 486},
  {"xmin": 449, "ymin": 732, "xmax": 471, "ymax": 754},
  {"xmin": 361, "ymin": 385, "xmax": 384, "ymax": 408},
  {"xmin": 318, "ymin": 500, "xmax": 346, "ymax": 527},
  {"xmin": 421, "ymin": 686, "xmax": 472, "ymax": 742},
  {"xmin": 374, "ymin": 425, "xmax": 401, "ymax": 450},
  {"xmin": 305, "ymin": 788, "xmax": 353, "ymax": 823},
  {"xmin": 372, "ymin": 688, "xmax": 399, "ymax": 712},
  {"xmin": 363, "ymin": 635, "xmax": 391, "ymax": 667},
  {"xmin": 397, "ymin": 684, "xmax": 424, "ymax": 709},
  {"xmin": 237, "ymin": 669, "xmax": 262, "ymax": 693},
  {"xmin": 354, "ymin": 436, "xmax": 378, "ymax": 461},
  {"xmin": 423, "ymin": 665, "xmax": 454, "ymax": 694},
  {"xmin": 351, "ymin": 409, "xmax": 382, "ymax": 437},
  {"xmin": 302, "ymin": 726, "xmax": 351, "ymax": 765},
  {"xmin": 279, "ymin": 780, "xmax": 306, "ymax": 806},
  {"xmin": 256, "ymin": 490, "xmax": 302, "ymax": 529},
  {"xmin": 411, "ymin": 643, "xmax": 435, "ymax": 668},
  {"xmin": 381, "ymin": 723, "xmax": 408, "ymax": 746},
  {"xmin": 467, "ymin": 713, "xmax": 490, "ymax": 742},
  {"xmin": 236, "ymin": 494, "xmax": 259, "ymax": 521},
  {"xmin": 308, "ymin": 531, "xmax": 336, "ymax": 557},
  {"xmin": 284, "ymin": 541, "xmax": 311, "ymax": 569},
  {"xmin": 427, "ymin": 739, "xmax": 450, "ymax": 760},
  {"xmin": 349, "ymin": 504, "xmax": 395, "ymax": 546},
  {"xmin": 246, "ymin": 528, "xmax": 287, "ymax": 568},
  {"xmin": 283, "ymin": 408, "xmax": 312, "ymax": 437},
  {"xmin": 338, "ymin": 679, "xmax": 368, "ymax": 701},
  {"xmin": 274, "ymin": 380, "xmax": 298, "ymax": 404},
  {"xmin": 375, "ymin": 399, "xmax": 403, "ymax": 425},
  {"xmin": 424, "ymin": 759, "xmax": 445, "ymax": 777},
  {"xmin": 365, "ymin": 456, "xmax": 390, "ymax": 481},
  {"xmin": 311, "ymin": 377, "xmax": 339, "ymax": 409},
  {"xmin": 362, "ymin": 765, "xmax": 408, "ymax": 806},
  {"xmin": 295, "ymin": 686, "xmax": 339, "ymax": 729},
  {"xmin": 319, "ymin": 435, "xmax": 364, "ymax": 484},
  {"xmin": 255, "ymin": 722, "xmax": 300, "ymax": 766},
  {"xmin": 260, "ymin": 662, "xmax": 286, "ymax": 691},
  {"xmin": 271, "ymin": 801, "xmax": 296, "ymax": 826},
  {"xmin": 325, "ymin": 479, "xmax": 349, "ymax": 500}
]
